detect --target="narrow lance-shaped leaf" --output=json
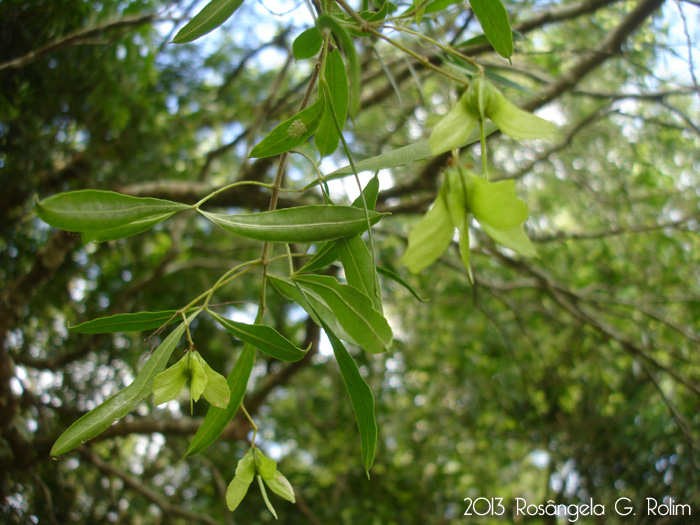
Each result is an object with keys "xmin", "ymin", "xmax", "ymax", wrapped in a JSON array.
[
  {"xmin": 209, "ymin": 310, "xmax": 308, "ymax": 362},
  {"xmin": 268, "ymin": 274, "xmax": 354, "ymax": 345},
  {"xmin": 289, "ymin": 280, "xmax": 377, "ymax": 476},
  {"xmin": 199, "ymin": 205, "xmax": 386, "ymax": 243},
  {"xmin": 316, "ymin": 15, "xmax": 361, "ymax": 118},
  {"xmin": 185, "ymin": 344, "xmax": 255, "ymax": 457},
  {"xmin": 376, "ymin": 265, "xmax": 429, "ymax": 302},
  {"xmin": 326, "ymin": 326, "xmax": 377, "ymax": 477},
  {"xmin": 337, "ymin": 235, "xmax": 382, "ymax": 312},
  {"xmin": 317, "ymin": 123, "xmax": 495, "ymax": 187},
  {"xmin": 36, "ymin": 190, "xmax": 191, "ymax": 242},
  {"xmin": 51, "ymin": 316, "xmax": 194, "ymax": 456},
  {"xmin": 173, "ymin": 0, "xmax": 245, "ymax": 44},
  {"xmin": 316, "ymin": 49, "xmax": 349, "ymax": 157},
  {"xmin": 68, "ymin": 310, "xmax": 180, "ymax": 334},
  {"xmin": 249, "ymin": 98, "xmax": 325, "ymax": 158},
  {"xmin": 469, "ymin": 0, "xmax": 513, "ymax": 59},
  {"xmin": 293, "ymin": 274, "xmax": 392, "ymax": 354}
]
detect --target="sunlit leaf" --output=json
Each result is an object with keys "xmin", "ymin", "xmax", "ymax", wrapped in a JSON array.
[{"xmin": 173, "ymin": 0, "xmax": 245, "ymax": 44}]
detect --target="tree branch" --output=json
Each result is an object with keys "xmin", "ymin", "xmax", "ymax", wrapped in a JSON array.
[
  {"xmin": 0, "ymin": 14, "xmax": 156, "ymax": 71},
  {"xmin": 79, "ymin": 447, "xmax": 219, "ymax": 525}
]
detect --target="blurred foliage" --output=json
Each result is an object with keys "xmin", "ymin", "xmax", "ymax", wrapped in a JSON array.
[{"xmin": 1, "ymin": 0, "xmax": 699, "ymax": 523}]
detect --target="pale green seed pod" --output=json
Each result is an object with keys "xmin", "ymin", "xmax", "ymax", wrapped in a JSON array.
[
  {"xmin": 429, "ymin": 96, "xmax": 478, "ymax": 155},
  {"xmin": 481, "ymin": 80, "xmax": 557, "ymax": 140}
]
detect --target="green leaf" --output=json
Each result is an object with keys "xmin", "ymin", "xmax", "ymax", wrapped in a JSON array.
[
  {"xmin": 297, "ymin": 242, "xmax": 340, "ymax": 274},
  {"xmin": 293, "ymin": 274, "xmax": 392, "ymax": 354},
  {"xmin": 376, "ymin": 266, "xmax": 429, "ymax": 302},
  {"xmin": 292, "ymin": 27, "xmax": 322, "ymax": 60},
  {"xmin": 458, "ymin": 29, "xmax": 524, "ymax": 49},
  {"xmin": 185, "ymin": 344, "xmax": 255, "ymax": 457},
  {"xmin": 315, "ymin": 140, "xmax": 431, "ymax": 185},
  {"xmin": 253, "ymin": 448, "xmax": 277, "ymax": 480},
  {"xmin": 200, "ymin": 358, "xmax": 231, "ymax": 409},
  {"xmin": 35, "ymin": 190, "xmax": 190, "ymax": 241},
  {"xmin": 401, "ymin": 188, "xmax": 454, "ymax": 273},
  {"xmin": 464, "ymin": 174, "xmax": 528, "ymax": 230},
  {"xmin": 257, "ymin": 475, "xmax": 278, "ymax": 519},
  {"xmin": 173, "ymin": 0, "xmax": 245, "ymax": 44},
  {"xmin": 325, "ymin": 328, "xmax": 377, "ymax": 476},
  {"xmin": 268, "ymin": 275, "xmax": 354, "ymax": 344},
  {"xmin": 209, "ymin": 310, "xmax": 308, "ymax": 362},
  {"xmin": 199, "ymin": 205, "xmax": 387, "ymax": 243},
  {"xmin": 350, "ymin": 174, "xmax": 380, "ymax": 210},
  {"xmin": 80, "ymin": 213, "xmax": 178, "ymax": 243},
  {"xmin": 469, "ymin": 0, "xmax": 513, "ymax": 59},
  {"xmin": 152, "ymin": 355, "xmax": 189, "ymax": 406},
  {"xmin": 249, "ymin": 98, "xmax": 325, "ymax": 158},
  {"xmin": 316, "ymin": 15, "xmax": 361, "ymax": 118},
  {"xmin": 316, "ymin": 49, "xmax": 349, "ymax": 157},
  {"xmin": 263, "ymin": 470, "xmax": 296, "ymax": 503},
  {"xmin": 424, "ymin": 0, "xmax": 462, "ymax": 14},
  {"xmin": 51, "ymin": 318, "xmax": 192, "ymax": 456},
  {"xmin": 480, "ymin": 222, "xmax": 537, "ymax": 257},
  {"xmin": 68, "ymin": 310, "xmax": 180, "ymax": 334},
  {"xmin": 337, "ymin": 235, "xmax": 382, "ymax": 311}
]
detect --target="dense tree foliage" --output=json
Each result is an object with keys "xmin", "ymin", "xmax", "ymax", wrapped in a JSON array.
[{"xmin": 1, "ymin": 0, "xmax": 699, "ymax": 522}]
